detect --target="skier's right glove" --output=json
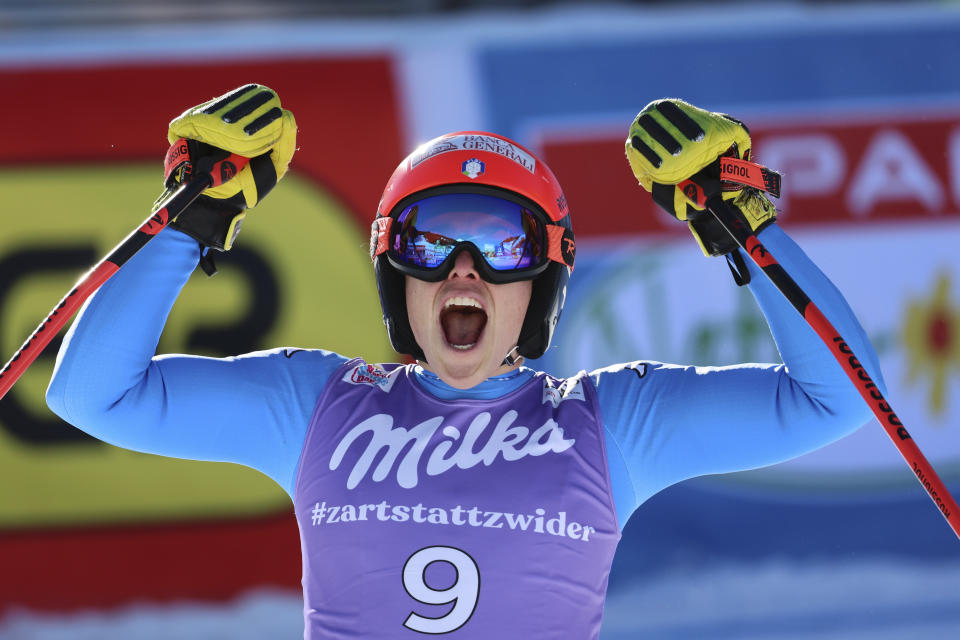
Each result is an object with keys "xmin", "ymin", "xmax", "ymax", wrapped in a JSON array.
[
  {"xmin": 625, "ymin": 98, "xmax": 778, "ymax": 257},
  {"xmin": 157, "ymin": 83, "xmax": 297, "ymax": 256}
]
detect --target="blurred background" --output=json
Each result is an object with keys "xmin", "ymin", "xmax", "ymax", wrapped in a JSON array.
[{"xmin": 1, "ymin": 1, "xmax": 959, "ymax": 638}]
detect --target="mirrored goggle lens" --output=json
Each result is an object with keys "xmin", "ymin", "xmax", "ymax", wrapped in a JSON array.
[{"xmin": 391, "ymin": 192, "xmax": 545, "ymax": 271}]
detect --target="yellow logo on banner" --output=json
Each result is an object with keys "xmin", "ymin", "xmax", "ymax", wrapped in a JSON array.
[
  {"xmin": 903, "ymin": 272, "xmax": 960, "ymax": 417},
  {"xmin": 0, "ymin": 164, "xmax": 393, "ymax": 529}
]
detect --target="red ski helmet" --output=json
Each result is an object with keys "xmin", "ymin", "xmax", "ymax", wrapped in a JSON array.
[{"xmin": 371, "ymin": 131, "xmax": 575, "ymax": 361}]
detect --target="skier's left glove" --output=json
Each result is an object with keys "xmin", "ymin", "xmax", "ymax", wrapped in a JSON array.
[
  {"xmin": 158, "ymin": 83, "xmax": 297, "ymax": 255},
  {"xmin": 625, "ymin": 98, "xmax": 778, "ymax": 257}
]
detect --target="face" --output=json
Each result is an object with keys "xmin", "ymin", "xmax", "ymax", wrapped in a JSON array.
[{"xmin": 405, "ymin": 250, "xmax": 532, "ymax": 389}]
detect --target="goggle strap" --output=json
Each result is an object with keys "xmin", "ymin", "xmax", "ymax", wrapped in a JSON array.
[
  {"xmin": 371, "ymin": 216, "xmax": 393, "ymax": 260},
  {"xmin": 546, "ymin": 224, "xmax": 575, "ymax": 269}
]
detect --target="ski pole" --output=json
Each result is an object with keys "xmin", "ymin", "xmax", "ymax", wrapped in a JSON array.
[
  {"xmin": 706, "ymin": 191, "xmax": 960, "ymax": 541},
  {"xmin": 0, "ymin": 150, "xmax": 248, "ymax": 401}
]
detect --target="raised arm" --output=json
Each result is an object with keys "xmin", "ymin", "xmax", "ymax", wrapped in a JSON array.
[
  {"xmin": 597, "ymin": 99, "xmax": 884, "ymax": 524},
  {"xmin": 45, "ymin": 85, "xmax": 337, "ymax": 494}
]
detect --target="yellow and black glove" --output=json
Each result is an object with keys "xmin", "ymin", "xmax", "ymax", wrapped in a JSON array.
[
  {"xmin": 625, "ymin": 98, "xmax": 777, "ymax": 257},
  {"xmin": 159, "ymin": 83, "xmax": 297, "ymax": 260}
]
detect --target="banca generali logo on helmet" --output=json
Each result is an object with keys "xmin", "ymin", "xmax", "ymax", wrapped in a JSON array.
[{"xmin": 410, "ymin": 134, "xmax": 537, "ymax": 174}]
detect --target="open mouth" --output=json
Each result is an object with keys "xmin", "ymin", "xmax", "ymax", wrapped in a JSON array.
[{"xmin": 440, "ymin": 296, "xmax": 488, "ymax": 351}]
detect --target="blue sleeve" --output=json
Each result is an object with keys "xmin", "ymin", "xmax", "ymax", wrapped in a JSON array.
[
  {"xmin": 46, "ymin": 228, "xmax": 349, "ymax": 498},
  {"xmin": 595, "ymin": 224, "xmax": 884, "ymax": 529}
]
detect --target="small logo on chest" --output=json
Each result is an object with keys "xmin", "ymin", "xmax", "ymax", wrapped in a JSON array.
[{"xmin": 329, "ymin": 411, "xmax": 575, "ymax": 489}]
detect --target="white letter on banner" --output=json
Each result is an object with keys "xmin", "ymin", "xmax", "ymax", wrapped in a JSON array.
[
  {"xmin": 755, "ymin": 134, "xmax": 845, "ymax": 215},
  {"xmin": 846, "ymin": 129, "xmax": 944, "ymax": 216}
]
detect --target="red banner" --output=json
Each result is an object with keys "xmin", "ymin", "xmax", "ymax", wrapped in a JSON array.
[{"xmin": 541, "ymin": 111, "xmax": 960, "ymax": 238}]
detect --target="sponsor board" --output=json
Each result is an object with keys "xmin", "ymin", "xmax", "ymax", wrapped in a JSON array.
[
  {"xmin": 534, "ymin": 222, "xmax": 960, "ymax": 490},
  {"xmin": 537, "ymin": 108, "xmax": 960, "ymax": 237},
  {"xmin": 0, "ymin": 167, "xmax": 393, "ymax": 528},
  {"xmin": 0, "ymin": 54, "xmax": 402, "ymax": 614},
  {"xmin": 530, "ymin": 106, "xmax": 960, "ymax": 494}
]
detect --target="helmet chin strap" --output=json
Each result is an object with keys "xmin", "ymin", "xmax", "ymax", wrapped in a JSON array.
[{"xmin": 502, "ymin": 345, "xmax": 523, "ymax": 367}]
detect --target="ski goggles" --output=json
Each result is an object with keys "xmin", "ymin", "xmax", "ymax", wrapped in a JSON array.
[{"xmin": 372, "ymin": 187, "xmax": 574, "ymax": 284}]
